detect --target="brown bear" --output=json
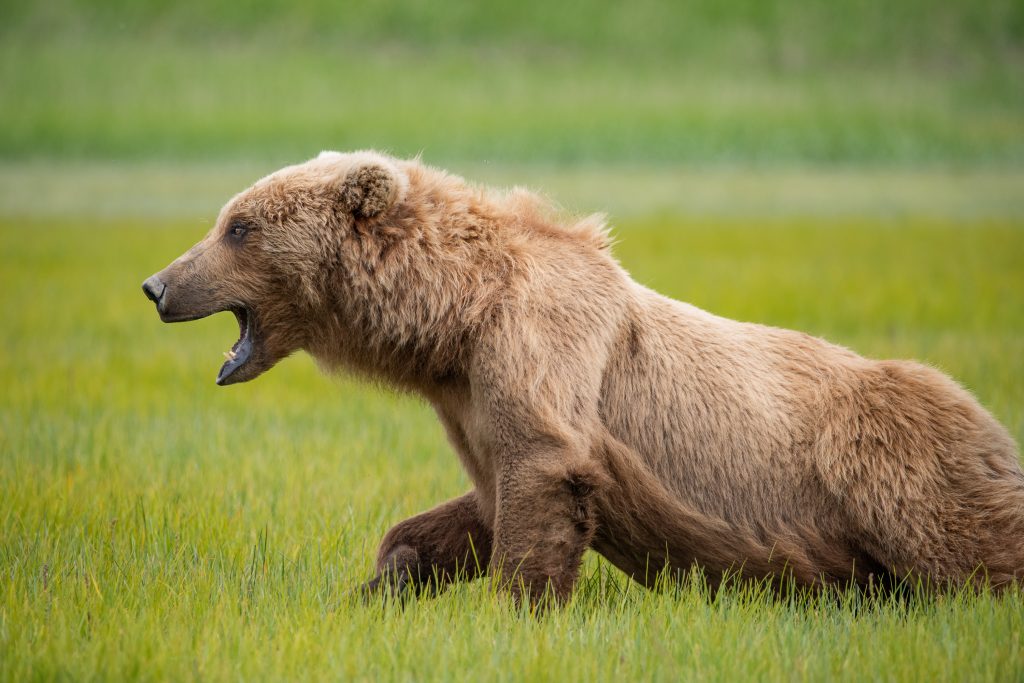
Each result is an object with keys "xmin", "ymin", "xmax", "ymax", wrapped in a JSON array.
[{"xmin": 143, "ymin": 150, "xmax": 1024, "ymax": 604}]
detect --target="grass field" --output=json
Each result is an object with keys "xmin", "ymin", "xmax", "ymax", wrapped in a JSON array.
[{"xmin": 2, "ymin": 211, "xmax": 1022, "ymax": 681}]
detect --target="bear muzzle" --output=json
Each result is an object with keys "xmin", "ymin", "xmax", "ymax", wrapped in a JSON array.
[
  {"xmin": 141, "ymin": 271, "xmax": 220, "ymax": 324},
  {"xmin": 142, "ymin": 270, "xmax": 264, "ymax": 386}
]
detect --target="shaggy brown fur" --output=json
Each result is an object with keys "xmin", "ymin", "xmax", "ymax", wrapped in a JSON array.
[{"xmin": 143, "ymin": 150, "xmax": 1024, "ymax": 605}]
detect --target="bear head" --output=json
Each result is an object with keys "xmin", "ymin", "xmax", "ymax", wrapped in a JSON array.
[{"xmin": 141, "ymin": 150, "xmax": 409, "ymax": 385}]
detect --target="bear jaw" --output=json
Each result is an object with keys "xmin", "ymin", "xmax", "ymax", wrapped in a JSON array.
[{"xmin": 216, "ymin": 307, "xmax": 255, "ymax": 386}]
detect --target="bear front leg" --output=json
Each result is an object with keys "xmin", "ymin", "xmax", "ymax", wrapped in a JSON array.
[
  {"xmin": 491, "ymin": 455, "xmax": 604, "ymax": 606},
  {"xmin": 470, "ymin": 304, "xmax": 612, "ymax": 606},
  {"xmin": 362, "ymin": 490, "xmax": 493, "ymax": 598}
]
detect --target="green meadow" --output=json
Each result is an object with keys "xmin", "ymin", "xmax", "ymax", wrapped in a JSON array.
[
  {"xmin": 2, "ymin": 215, "xmax": 1023, "ymax": 681},
  {"xmin": 2, "ymin": 0, "xmax": 1023, "ymax": 680}
]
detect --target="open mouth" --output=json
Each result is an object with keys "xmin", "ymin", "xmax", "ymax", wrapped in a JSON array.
[{"xmin": 217, "ymin": 307, "xmax": 254, "ymax": 386}]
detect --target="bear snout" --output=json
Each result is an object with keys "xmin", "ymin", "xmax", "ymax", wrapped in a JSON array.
[
  {"xmin": 142, "ymin": 275, "xmax": 166, "ymax": 307},
  {"xmin": 142, "ymin": 268, "xmax": 218, "ymax": 323}
]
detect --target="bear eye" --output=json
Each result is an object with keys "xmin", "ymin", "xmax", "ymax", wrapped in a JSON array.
[{"xmin": 228, "ymin": 222, "xmax": 249, "ymax": 240}]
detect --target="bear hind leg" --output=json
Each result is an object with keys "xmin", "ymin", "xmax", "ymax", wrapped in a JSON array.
[{"xmin": 362, "ymin": 490, "xmax": 493, "ymax": 599}]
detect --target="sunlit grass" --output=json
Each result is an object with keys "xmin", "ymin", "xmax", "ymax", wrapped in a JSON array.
[{"xmin": 1, "ymin": 216, "xmax": 1022, "ymax": 681}]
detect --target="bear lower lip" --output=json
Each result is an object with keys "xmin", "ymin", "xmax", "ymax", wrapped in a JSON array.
[{"xmin": 216, "ymin": 307, "xmax": 253, "ymax": 385}]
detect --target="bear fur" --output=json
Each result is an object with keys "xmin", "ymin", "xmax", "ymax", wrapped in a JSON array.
[{"xmin": 144, "ymin": 150, "xmax": 1024, "ymax": 604}]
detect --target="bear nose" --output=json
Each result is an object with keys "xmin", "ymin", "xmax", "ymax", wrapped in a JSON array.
[{"xmin": 142, "ymin": 275, "xmax": 166, "ymax": 304}]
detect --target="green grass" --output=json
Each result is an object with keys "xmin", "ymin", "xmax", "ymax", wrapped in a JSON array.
[
  {"xmin": 1, "ymin": 0, "xmax": 1022, "ymax": 164},
  {"xmin": 2, "ymin": 214, "xmax": 1022, "ymax": 681}
]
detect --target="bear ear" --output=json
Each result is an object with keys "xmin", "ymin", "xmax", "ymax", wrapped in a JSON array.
[{"xmin": 337, "ymin": 156, "xmax": 408, "ymax": 219}]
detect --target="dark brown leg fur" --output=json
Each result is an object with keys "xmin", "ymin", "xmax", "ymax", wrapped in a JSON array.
[
  {"xmin": 491, "ymin": 464, "xmax": 603, "ymax": 606},
  {"xmin": 362, "ymin": 490, "xmax": 493, "ymax": 598}
]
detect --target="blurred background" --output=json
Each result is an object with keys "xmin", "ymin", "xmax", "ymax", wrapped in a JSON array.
[{"xmin": 1, "ymin": 0, "xmax": 1022, "ymax": 218}]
